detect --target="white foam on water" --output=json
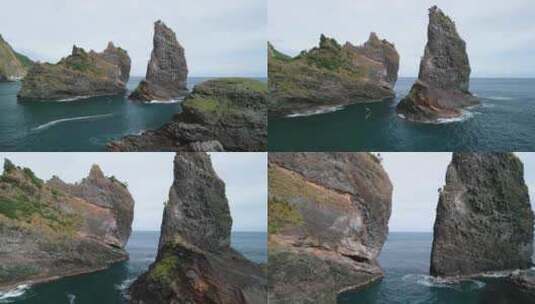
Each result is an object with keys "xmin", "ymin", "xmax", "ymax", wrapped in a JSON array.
[
  {"xmin": 286, "ymin": 105, "xmax": 345, "ymax": 118},
  {"xmin": 32, "ymin": 113, "xmax": 114, "ymax": 131},
  {"xmin": 483, "ymin": 96, "xmax": 513, "ymax": 101},
  {"xmin": 148, "ymin": 96, "xmax": 184, "ymax": 104},
  {"xmin": 57, "ymin": 95, "xmax": 92, "ymax": 102},
  {"xmin": 402, "ymin": 274, "xmax": 486, "ymax": 290},
  {"xmin": 115, "ymin": 278, "xmax": 135, "ymax": 291},
  {"xmin": 480, "ymin": 270, "xmax": 513, "ymax": 278},
  {"xmin": 67, "ymin": 293, "xmax": 76, "ymax": 304},
  {"xmin": 434, "ymin": 111, "xmax": 474, "ymax": 124},
  {"xmin": 0, "ymin": 284, "xmax": 30, "ymax": 303}
]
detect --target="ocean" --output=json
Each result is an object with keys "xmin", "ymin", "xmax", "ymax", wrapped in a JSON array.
[
  {"xmin": 0, "ymin": 231, "xmax": 267, "ymax": 304},
  {"xmin": 0, "ymin": 77, "xmax": 264, "ymax": 152},
  {"xmin": 268, "ymin": 78, "xmax": 535, "ymax": 152},
  {"xmin": 338, "ymin": 232, "xmax": 535, "ymax": 304}
]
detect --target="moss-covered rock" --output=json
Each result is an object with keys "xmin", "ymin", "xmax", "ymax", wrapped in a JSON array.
[
  {"xmin": 0, "ymin": 34, "xmax": 33, "ymax": 81},
  {"xmin": 269, "ymin": 33, "xmax": 399, "ymax": 117}
]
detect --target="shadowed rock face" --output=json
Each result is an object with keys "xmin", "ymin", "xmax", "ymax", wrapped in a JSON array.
[
  {"xmin": 431, "ymin": 153, "xmax": 534, "ymax": 277},
  {"xmin": 18, "ymin": 43, "xmax": 131, "ymax": 101},
  {"xmin": 0, "ymin": 160, "xmax": 134, "ymax": 289},
  {"xmin": 107, "ymin": 78, "xmax": 267, "ymax": 152},
  {"xmin": 268, "ymin": 153, "xmax": 392, "ymax": 304},
  {"xmin": 268, "ymin": 33, "xmax": 399, "ymax": 117},
  {"xmin": 129, "ymin": 153, "xmax": 266, "ymax": 304},
  {"xmin": 130, "ymin": 20, "xmax": 188, "ymax": 101},
  {"xmin": 396, "ymin": 6, "xmax": 479, "ymax": 122},
  {"xmin": 0, "ymin": 34, "xmax": 33, "ymax": 81}
]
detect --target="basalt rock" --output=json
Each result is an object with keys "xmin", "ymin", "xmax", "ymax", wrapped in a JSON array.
[
  {"xmin": 396, "ymin": 6, "xmax": 479, "ymax": 122},
  {"xmin": 18, "ymin": 42, "xmax": 131, "ymax": 101},
  {"xmin": 268, "ymin": 152, "xmax": 392, "ymax": 304},
  {"xmin": 129, "ymin": 153, "xmax": 266, "ymax": 304},
  {"xmin": 509, "ymin": 271, "xmax": 535, "ymax": 296},
  {"xmin": 0, "ymin": 34, "xmax": 33, "ymax": 81},
  {"xmin": 0, "ymin": 159, "xmax": 134, "ymax": 290},
  {"xmin": 107, "ymin": 78, "xmax": 267, "ymax": 152},
  {"xmin": 430, "ymin": 153, "xmax": 534, "ymax": 277},
  {"xmin": 268, "ymin": 33, "xmax": 399, "ymax": 117},
  {"xmin": 130, "ymin": 20, "xmax": 188, "ymax": 102}
]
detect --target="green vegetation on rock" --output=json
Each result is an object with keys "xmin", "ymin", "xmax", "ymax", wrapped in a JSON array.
[
  {"xmin": 149, "ymin": 255, "xmax": 179, "ymax": 284},
  {"xmin": 269, "ymin": 197, "xmax": 303, "ymax": 234}
]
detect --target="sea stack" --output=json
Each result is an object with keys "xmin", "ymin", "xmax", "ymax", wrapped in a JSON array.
[
  {"xmin": 431, "ymin": 153, "xmax": 534, "ymax": 277},
  {"xmin": 130, "ymin": 20, "xmax": 188, "ymax": 102},
  {"xmin": 0, "ymin": 34, "xmax": 33, "ymax": 81},
  {"xmin": 18, "ymin": 43, "xmax": 131, "ymax": 101},
  {"xmin": 268, "ymin": 33, "xmax": 399, "ymax": 117},
  {"xmin": 0, "ymin": 160, "xmax": 134, "ymax": 289},
  {"xmin": 129, "ymin": 153, "xmax": 266, "ymax": 304},
  {"xmin": 107, "ymin": 78, "xmax": 267, "ymax": 152},
  {"xmin": 268, "ymin": 153, "xmax": 392, "ymax": 303},
  {"xmin": 396, "ymin": 6, "xmax": 479, "ymax": 122}
]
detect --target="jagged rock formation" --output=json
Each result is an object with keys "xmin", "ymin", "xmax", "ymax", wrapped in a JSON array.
[
  {"xmin": 18, "ymin": 42, "xmax": 131, "ymax": 101},
  {"xmin": 509, "ymin": 271, "xmax": 535, "ymax": 295},
  {"xmin": 0, "ymin": 34, "xmax": 33, "ymax": 81},
  {"xmin": 431, "ymin": 153, "xmax": 534, "ymax": 277},
  {"xmin": 130, "ymin": 20, "xmax": 188, "ymax": 101},
  {"xmin": 396, "ymin": 6, "xmax": 479, "ymax": 122},
  {"xmin": 268, "ymin": 153, "xmax": 392, "ymax": 303},
  {"xmin": 129, "ymin": 153, "xmax": 266, "ymax": 304},
  {"xmin": 107, "ymin": 78, "xmax": 267, "ymax": 151},
  {"xmin": 268, "ymin": 33, "xmax": 399, "ymax": 117},
  {"xmin": 0, "ymin": 159, "xmax": 134, "ymax": 289}
]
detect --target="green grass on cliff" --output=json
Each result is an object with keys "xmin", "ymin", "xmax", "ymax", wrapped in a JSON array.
[
  {"xmin": 269, "ymin": 197, "xmax": 303, "ymax": 234},
  {"xmin": 149, "ymin": 255, "xmax": 179, "ymax": 284}
]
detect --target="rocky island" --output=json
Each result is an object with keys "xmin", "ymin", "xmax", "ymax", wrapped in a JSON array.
[
  {"xmin": 0, "ymin": 159, "xmax": 134, "ymax": 290},
  {"xmin": 0, "ymin": 34, "xmax": 33, "ymax": 81},
  {"xmin": 129, "ymin": 153, "xmax": 266, "ymax": 304},
  {"xmin": 431, "ymin": 153, "xmax": 534, "ymax": 277},
  {"xmin": 130, "ymin": 20, "xmax": 188, "ymax": 102},
  {"xmin": 18, "ymin": 42, "xmax": 131, "ymax": 101},
  {"xmin": 268, "ymin": 152, "xmax": 392, "ymax": 303},
  {"xmin": 107, "ymin": 78, "xmax": 267, "ymax": 152},
  {"xmin": 396, "ymin": 6, "xmax": 479, "ymax": 122},
  {"xmin": 269, "ymin": 33, "xmax": 399, "ymax": 117}
]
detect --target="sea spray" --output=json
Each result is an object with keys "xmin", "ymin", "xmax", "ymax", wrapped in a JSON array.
[{"xmin": 0, "ymin": 284, "xmax": 30, "ymax": 303}]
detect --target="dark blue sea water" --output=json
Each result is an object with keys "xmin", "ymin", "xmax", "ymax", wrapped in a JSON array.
[
  {"xmin": 0, "ymin": 231, "xmax": 267, "ymax": 304},
  {"xmin": 338, "ymin": 232, "xmax": 535, "ymax": 304},
  {"xmin": 268, "ymin": 78, "xmax": 535, "ymax": 152},
  {"xmin": 0, "ymin": 77, "xmax": 265, "ymax": 152}
]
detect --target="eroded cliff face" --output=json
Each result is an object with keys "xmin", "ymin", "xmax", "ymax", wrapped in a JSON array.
[
  {"xmin": 0, "ymin": 160, "xmax": 134, "ymax": 289},
  {"xmin": 0, "ymin": 35, "xmax": 33, "ymax": 81},
  {"xmin": 130, "ymin": 20, "xmax": 188, "ymax": 102},
  {"xmin": 107, "ymin": 78, "xmax": 267, "ymax": 152},
  {"xmin": 129, "ymin": 153, "xmax": 266, "ymax": 304},
  {"xmin": 18, "ymin": 43, "xmax": 131, "ymax": 101},
  {"xmin": 396, "ymin": 6, "xmax": 479, "ymax": 122},
  {"xmin": 268, "ymin": 33, "xmax": 399, "ymax": 117},
  {"xmin": 431, "ymin": 153, "xmax": 534, "ymax": 277},
  {"xmin": 268, "ymin": 153, "xmax": 392, "ymax": 304}
]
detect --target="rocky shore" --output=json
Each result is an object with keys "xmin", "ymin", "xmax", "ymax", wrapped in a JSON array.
[
  {"xmin": 431, "ymin": 153, "xmax": 534, "ymax": 277},
  {"xmin": 396, "ymin": 6, "xmax": 479, "ymax": 122},
  {"xmin": 107, "ymin": 78, "xmax": 267, "ymax": 152},
  {"xmin": 129, "ymin": 153, "xmax": 266, "ymax": 304},
  {"xmin": 269, "ymin": 33, "xmax": 399, "ymax": 117},
  {"xmin": 130, "ymin": 20, "xmax": 188, "ymax": 102},
  {"xmin": 0, "ymin": 159, "xmax": 134, "ymax": 290},
  {"xmin": 268, "ymin": 152, "xmax": 392, "ymax": 303},
  {"xmin": 0, "ymin": 34, "xmax": 33, "ymax": 81},
  {"xmin": 18, "ymin": 42, "xmax": 131, "ymax": 101}
]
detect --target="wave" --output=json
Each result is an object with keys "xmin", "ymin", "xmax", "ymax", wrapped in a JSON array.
[
  {"xmin": 32, "ymin": 114, "xmax": 114, "ymax": 131},
  {"xmin": 402, "ymin": 274, "xmax": 486, "ymax": 290},
  {"xmin": 483, "ymin": 96, "xmax": 513, "ymax": 101},
  {"xmin": 148, "ymin": 97, "xmax": 185, "ymax": 104},
  {"xmin": 57, "ymin": 96, "xmax": 93, "ymax": 102},
  {"xmin": 0, "ymin": 284, "xmax": 30, "ymax": 303},
  {"xmin": 286, "ymin": 105, "xmax": 345, "ymax": 118},
  {"xmin": 434, "ymin": 111, "xmax": 474, "ymax": 124},
  {"xmin": 67, "ymin": 293, "xmax": 76, "ymax": 304},
  {"xmin": 115, "ymin": 278, "xmax": 135, "ymax": 291}
]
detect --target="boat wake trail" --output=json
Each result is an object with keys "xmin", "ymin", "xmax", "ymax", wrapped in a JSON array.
[
  {"xmin": 32, "ymin": 114, "xmax": 114, "ymax": 131},
  {"xmin": 0, "ymin": 284, "xmax": 30, "ymax": 303}
]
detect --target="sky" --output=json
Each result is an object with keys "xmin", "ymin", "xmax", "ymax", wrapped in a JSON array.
[
  {"xmin": 381, "ymin": 152, "xmax": 535, "ymax": 232},
  {"xmin": 269, "ymin": 0, "xmax": 535, "ymax": 78},
  {"xmin": 0, "ymin": 152, "xmax": 267, "ymax": 232},
  {"xmin": 0, "ymin": 0, "xmax": 266, "ymax": 77}
]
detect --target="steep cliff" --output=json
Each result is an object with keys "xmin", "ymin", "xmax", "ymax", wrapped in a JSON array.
[
  {"xmin": 129, "ymin": 153, "xmax": 266, "ymax": 304},
  {"xmin": 130, "ymin": 20, "xmax": 188, "ymax": 102},
  {"xmin": 18, "ymin": 43, "xmax": 131, "ymax": 101},
  {"xmin": 431, "ymin": 153, "xmax": 534, "ymax": 277},
  {"xmin": 269, "ymin": 33, "xmax": 399, "ymax": 117},
  {"xmin": 0, "ymin": 34, "xmax": 33, "ymax": 81},
  {"xmin": 107, "ymin": 78, "xmax": 267, "ymax": 152},
  {"xmin": 268, "ymin": 152, "xmax": 392, "ymax": 303},
  {"xmin": 0, "ymin": 159, "xmax": 134, "ymax": 289},
  {"xmin": 396, "ymin": 6, "xmax": 479, "ymax": 122}
]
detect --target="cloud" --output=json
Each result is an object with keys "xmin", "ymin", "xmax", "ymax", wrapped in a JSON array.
[{"xmin": 269, "ymin": 0, "xmax": 535, "ymax": 77}]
